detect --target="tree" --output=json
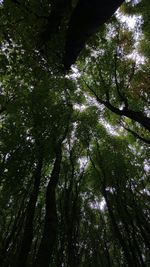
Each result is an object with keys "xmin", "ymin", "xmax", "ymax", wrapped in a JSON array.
[{"xmin": 0, "ymin": 1, "xmax": 150, "ymax": 267}]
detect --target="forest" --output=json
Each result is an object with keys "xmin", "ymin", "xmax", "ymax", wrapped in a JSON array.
[{"xmin": 0, "ymin": 0, "xmax": 150, "ymax": 266}]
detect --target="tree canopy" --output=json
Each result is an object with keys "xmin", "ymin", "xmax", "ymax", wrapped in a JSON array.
[{"xmin": 0, "ymin": 0, "xmax": 150, "ymax": 267}]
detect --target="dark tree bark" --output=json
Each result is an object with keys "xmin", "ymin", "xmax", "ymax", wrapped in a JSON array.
[
  {"xmin": 0, "ymin": 196, "xmax": 26, "ymax": 266},
  {"xmin": 104, "ymin": 102, "xmax": 150, "ymax": 132},
  {"xmin": 15, "ymin": 155, "xmax": 43, "ymax": 267},
  {"xmin": 115, "ymin": 193, "xmax": 145, "ymax": 267},
  {"xmin": 34, "ymin": 146, "xmax": 62, "ymax": 267},
  {"xmin": 64, "ymin": 0, "xmax": 124, "ymax": 70},
  {"xmin": 34, "ymin": 124, "xmax": 70, "ymax": 267},
  {"xmin": 102, "ymin": 184, "xmax": 136, "ymax": 266},
  {"xmin": 90, "ymin": 157, "xmax": 136, "ymax": 266},
  {"xmin": 38, "ymin": 0, "xmax": 72, "ymax": 48},
  {"xmin": 87, "ymin": 83, "xmax": 150, "ymax": 132}
]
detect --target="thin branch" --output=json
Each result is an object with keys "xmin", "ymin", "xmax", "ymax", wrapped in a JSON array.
[
  {"xmin": 114, "ymin": 49, "xmax": 128, "ymax": 108},
  {"xmin": 126, "ymin": 61, "xmax": 136, "ymax": 91},
  {"xmin": 82, "ymin": 78, "xmax": 106, "ymax": 105},
  {"xmin": 122, "ymin": 125, "xmax": 150, "ymax": 145},
  {"xmin": 98, "ymin": 68, "xmax": 110, "ymax": 102}
]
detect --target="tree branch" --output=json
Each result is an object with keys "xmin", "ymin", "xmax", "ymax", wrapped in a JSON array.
[
  {"xmin": 114, "ymin": 49, "xmax": 128, "ymax": 108},
  {"xmin": 122, "ymin": 125, "xmax": 150, "ymax": 145},
  {"xmin": 83, "ymin": 79, "xmax": 150, "ymax": 131}
]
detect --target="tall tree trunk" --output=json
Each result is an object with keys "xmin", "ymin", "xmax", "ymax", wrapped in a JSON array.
[
  {"xmin": 34, "ymin": 120, "xmax": 70, "ymax": 267},
  {"xmin": 34, "ymin": 109, "xmax": 71, "ymax": 267},
  {"xmin": 102, "ymin": 184, "xmax": 135, "ymax": 266},
  {"xmin": 0, "ymin": 195, "xmax": 26, "ymax": 267},
  {"xmin": 34, "ymin": 143, "xmax": 62, "ymax": 267},
  {"xmin": 115, "ymin": 193, "xmax": 145, "ymax": 267},
  {"xmin": 15, "ymin": 155, "xmax": 43, "ymax": 267}
]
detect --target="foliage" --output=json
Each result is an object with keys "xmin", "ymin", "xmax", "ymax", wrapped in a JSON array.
[{"xmin": 0, "ymin": 0, "xmax": 150, "ymax": 267}]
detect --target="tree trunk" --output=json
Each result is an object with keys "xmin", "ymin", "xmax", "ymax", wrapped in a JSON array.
[
  {"xmin": 34, "ymin": 143, "xmax": 62, "ymax": 267},
  {"xmin": 34, "ymin": 114, "xmax": 71, "ymax": 267},
  {"xmin": 15, "ymin": 155, "xmax": 43, "ymax": 267},
  {"xmin": 102, "ymin": 184, "xmax": 135, "ymax": 266},
  {"xmin": 0, "ymin": 196, "xmax": 26, "ymax": 266}
]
